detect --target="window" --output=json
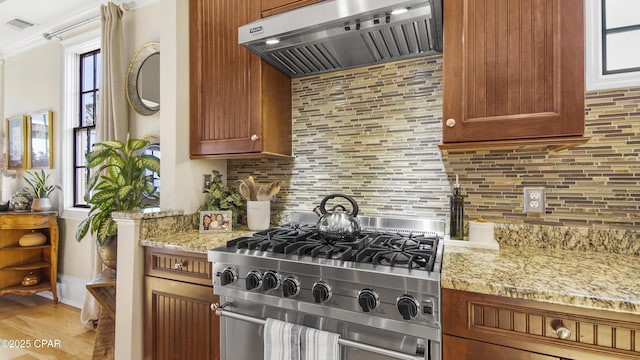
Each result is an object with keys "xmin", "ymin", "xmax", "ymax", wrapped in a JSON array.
[
  {"xmin": 73, "ymin": 50, "xmax": 100, "ymax": 207},
  {"xmin": 601, "ymin": 0, "xmax": 640, "ymax": 74},
  {"xmin": 62, "ymin": 32, "xmax": 100, "ymax": 218},
  {"xmin": 586, "ymin": 0, "xmax": 640, "ymax": 90}
]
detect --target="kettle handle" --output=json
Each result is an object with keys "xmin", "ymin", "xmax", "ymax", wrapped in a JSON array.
[{"xmin": 318, "ymin": 194, "xmax": 359, "ymax": 217}]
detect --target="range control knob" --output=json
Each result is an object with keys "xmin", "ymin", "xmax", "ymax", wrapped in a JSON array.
[
  {"xmin": 262, "ymin": 271, "xmax": 281, "ymax": 291},
  {"xmin": 312, "ymin": 281, "xmax": 332, "ymax": 304},
  {"xmin": 396, "ymin": 295, "xmax": 420, "ymax": 320},
  {"xmin": 282, "ymin": 277, "xmax": 300, "ymax": 298},
  {"xmin": 245, "ymin": 270, "xmax": 263, "ymax": 290},
  {"xmin": 220, "ymin": 267, "xmax": 238, "ymax": 286},
  {"xmin": 357, "ymin": 289, "xmax": 380, "ymax": 312}
]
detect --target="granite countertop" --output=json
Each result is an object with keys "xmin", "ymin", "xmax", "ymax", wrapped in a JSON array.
[
  {"xmin": 141, "ymin": 229, "xmax": 256, "ymax": 254},
  {"xmin": 441, "ymin": 245, "xmax": 640, "ymax": 315}
]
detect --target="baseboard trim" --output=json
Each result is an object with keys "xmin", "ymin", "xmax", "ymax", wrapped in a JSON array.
[{"xmin": 37, "ymin": 273, "xmax": 88, "ymax": 309}]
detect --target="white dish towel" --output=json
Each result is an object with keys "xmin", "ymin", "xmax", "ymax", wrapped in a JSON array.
[{"xmin": 264, "ymin": 318, "xmax": 340, "ymax": 360}]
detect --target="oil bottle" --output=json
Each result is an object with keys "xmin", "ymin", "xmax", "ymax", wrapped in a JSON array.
[{"xmin": 450, "ymin": 175, "xmax": 465, "ymax": 239}]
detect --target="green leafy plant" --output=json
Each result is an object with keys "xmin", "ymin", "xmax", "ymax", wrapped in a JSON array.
[
  {"xmin": 75, "ymin": 136, "xmax": 160, "ymax": 245},
  {"xmin": 24, "ymin": 169, "xmax": 60, "ymax": 198},
  {"xmin": 202, "ymin": 170, "xmax": 245, "ymax": 229}
]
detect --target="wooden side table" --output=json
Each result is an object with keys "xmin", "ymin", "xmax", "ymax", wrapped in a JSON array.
[
  {"xmin": 86, "ymin": 269, "xmax": 116, "ymax": 320},
  {"xmin": 87, "ymin": 269, "xmax": 116, "ymax": 360},
  {"xmin": 0, "ymin": 211, "xmax": 59, "ymax": 303}
]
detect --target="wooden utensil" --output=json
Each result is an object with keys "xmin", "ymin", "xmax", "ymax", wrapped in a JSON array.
[
  {"xmin": 267, "ymin": 181, "xmax": 281, "ymax": 199},
  {"xmin": 257, "ymin": 185, "xmax": 270, "ymax": 201},
  {"xmin": 247, "ymin": 176, "xmax": 257, "ymax": 201},
  {"xmin": 238, "ymin": 181, "xmax": 251, "ymax": 201}
]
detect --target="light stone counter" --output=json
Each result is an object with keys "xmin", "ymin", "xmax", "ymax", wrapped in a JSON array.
[
  {"xmin": 141, "ymin": 229, "xmax": 257, "ymax": 254},
  {"xmin": 441, "ymin": 245, "xmax": 640, "ymax": 315}
]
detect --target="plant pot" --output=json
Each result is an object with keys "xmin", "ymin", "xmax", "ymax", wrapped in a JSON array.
[
  {"xmin": 98, "ymin": 235, "xmax": 117, "ymax": 270},
  {"xmin": 31, "ymin": 198, "xmax": 53, "ymax": 212}
]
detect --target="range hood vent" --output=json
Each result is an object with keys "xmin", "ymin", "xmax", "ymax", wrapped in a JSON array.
[{"xmin": 238, "ymin": 0, "xmax": 442, "ymax": 78}]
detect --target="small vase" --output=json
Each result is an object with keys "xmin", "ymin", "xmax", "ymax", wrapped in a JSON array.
[
  {"xmin": 10, "ymin": 191, "xmax": 33, "ymax": 212},
  {"xmin": 31, "ymin": 198, "xmax": 53, "ymax": 212}
]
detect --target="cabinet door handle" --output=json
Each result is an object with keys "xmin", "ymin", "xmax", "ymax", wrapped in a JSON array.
[
  {"xmin": 174, "ymin": 262, "xmax": 185, "ymax": 270},
  {"xmin": 445, "ymin": 118, "xmax": 456, "ymax": 127},
  {"xmin": 551, "ymin": 320, "xmax": 572, "ymax": 339},
  {"xmin": 250, "ymin": 134, "xmax": 260, "ymax": 141}
]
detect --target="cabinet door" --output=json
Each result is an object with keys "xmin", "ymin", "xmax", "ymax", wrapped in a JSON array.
[
  {"xmin": 190, "ymin": 0, "xmax": 262, "ymax": 156},
  {"xmin": 442, "ymin": 0, "xmax": 584, "ymax": 143},
  {"xmin": 144, "ymin": 276, "xmax": 219, "ymax": 360},
  {"xmin": 444, "ymin": 335, "xmax": 561, "ymax": 360}
]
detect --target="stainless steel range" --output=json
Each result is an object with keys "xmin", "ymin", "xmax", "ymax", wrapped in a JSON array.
[{"xmin": 208, "ymin": 212, "xmax": 445, "ymax": 360}]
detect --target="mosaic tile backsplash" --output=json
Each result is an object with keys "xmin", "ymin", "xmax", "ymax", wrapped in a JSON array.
[{"xmin": 228, "ymin": 55, "xmax": 640, "ymax": 251}]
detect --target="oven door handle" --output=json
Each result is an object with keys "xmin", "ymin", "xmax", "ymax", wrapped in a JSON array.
[{"xmin": 212, "ymin": 303, "xmax": 425, "ymax": 360}]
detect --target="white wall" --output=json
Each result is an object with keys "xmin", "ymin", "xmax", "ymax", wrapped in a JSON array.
[
  {"xmin": 124, "ymin": 1, "xmax": 161, "ymax": 139},
  {"xmin": 159, "ymin": 0, "xmax": 226, "ymax": 212}
]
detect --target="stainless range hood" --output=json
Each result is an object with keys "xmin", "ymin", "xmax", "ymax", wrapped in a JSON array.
[{"xmin": 238, "ymin": 0, "xmax": 443, "ymax": 78}]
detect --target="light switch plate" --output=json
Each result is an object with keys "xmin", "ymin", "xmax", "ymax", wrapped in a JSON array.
[{"xmin": 523, "ymin": 187, "xmax": 545, "ymax": 213}]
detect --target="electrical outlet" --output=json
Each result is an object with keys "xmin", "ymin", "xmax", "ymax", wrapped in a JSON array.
[
  {"xmin": 523, "ymin": 187, "xmax": 545, "ymax": 213},
  {"xmin": 202, "ymin": 174, "xmax": 212, "ymax": 193}
]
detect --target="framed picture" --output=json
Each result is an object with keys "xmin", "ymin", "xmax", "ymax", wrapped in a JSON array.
[
  {"xmin": 5, "ymin": 116, "xmax": 27, "ymax": 170},
  {"xmin": 199, "ymin": 210, "xmax": 233, "ymax": 233},
  {"xmin": 27, "ymin": 111, "xmax": 53, "ymax": 169}
]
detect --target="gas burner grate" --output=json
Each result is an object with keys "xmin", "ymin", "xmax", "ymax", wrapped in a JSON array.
[{"xmin": 225, "ymin": 223, "xmax": 440, "ymax": 271}]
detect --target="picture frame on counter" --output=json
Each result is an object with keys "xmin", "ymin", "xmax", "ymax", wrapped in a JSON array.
[
  {"xmin": 27, "ymin": 111, "xmax": 53, "ymax": 169},
  {"xmin": 199, "ymin": 210, "xmax": 232, "ymax": 233},
  {"xmin": 5, "ymin": 115, "xmax": 27, "ymax": 170}
]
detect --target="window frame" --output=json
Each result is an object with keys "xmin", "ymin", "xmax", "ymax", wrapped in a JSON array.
[
  {"xmin": 601, "ymin": 0, "xmax": 640, "ymax": 75},
  {"xmin": 586, "ymin": 0, "xmax": 640, "ymax": 90},
  {"xmin": 61, "ymin": 31, "xmax": 100, "ymax": 219},
  {"xmin": 73, "ymin": 49, "xmax": 100, "ymax": 209}
]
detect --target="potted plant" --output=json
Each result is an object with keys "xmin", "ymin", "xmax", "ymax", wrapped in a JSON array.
[
  {"xmin": 24, "ymin": 169, "xmax": 61, "ymax": 212},
  {"xmin": 75, "ymin": 136, "xmax": 160, "ymax": 269},
  {"xmin": 202, "ymin": 170, "xmax": 245, "ymax": 229}
]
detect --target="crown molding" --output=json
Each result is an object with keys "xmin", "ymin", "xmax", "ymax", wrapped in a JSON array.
[{"xmin": 0, "ymin": 0, "xmax": 159, "ymax": 60}]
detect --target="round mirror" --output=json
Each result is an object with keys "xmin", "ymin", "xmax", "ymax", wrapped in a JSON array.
[{"xmin": 126, "ymin": 42, "xmax": 160, "ymax": 116}]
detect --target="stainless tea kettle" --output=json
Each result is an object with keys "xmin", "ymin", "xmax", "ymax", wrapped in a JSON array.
[{"xmin": 313, "ymin": 194, "xmax": 361, "ymax": 240}]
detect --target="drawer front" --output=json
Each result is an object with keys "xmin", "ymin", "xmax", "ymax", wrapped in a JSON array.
[
  {"xmin": 144, "ymin": 248, "xmax": 212, "ymax": 286},
  {"xmin": 443, "ymin": 289, "xmax": 640, "ymax": 360},
  {"xmin": 0, "ymin": 214, "xmax": 52, "ymax": 229}
]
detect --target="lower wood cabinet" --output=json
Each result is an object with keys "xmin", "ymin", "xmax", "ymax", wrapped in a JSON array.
[
  {"xmin": 443, "ymin": 289, "xmax": 640, "ymax": 360},
  {"xmin": 444, "ymin": 334, "xmax": 562, "ymax": 360},
  {"xmin": 144, "ymin": 248, "xmax": 219, "ymax": 360}
]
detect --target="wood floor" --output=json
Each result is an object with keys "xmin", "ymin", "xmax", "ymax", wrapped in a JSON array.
[{"xmin": 0, "ymin": 294, "xmax": 95, "ymax": 360}]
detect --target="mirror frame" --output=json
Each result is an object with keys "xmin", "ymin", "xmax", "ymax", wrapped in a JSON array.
[{"xmin": 126, "ymin": 42, "xmax": 160, "ymax": 116}]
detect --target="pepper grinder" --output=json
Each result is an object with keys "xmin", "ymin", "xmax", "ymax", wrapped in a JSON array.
[{"xmin": 449, "ymin": 175, "xmax": 465, "ymax": 239}]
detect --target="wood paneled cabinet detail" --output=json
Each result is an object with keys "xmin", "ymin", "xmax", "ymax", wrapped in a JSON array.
[
  {"xmin": 189, "ymin": 0, "xmax": 292, "ymax": 159},
  {"xmin": 440, "ymin": 0, "xmax": 588, "ymax": 152},
  {"xmin": 261, "ymin": 0, "xmax": 323, "ymax": 17},
  {"xmin": 443, "ymin": 289, "xmax": 640, "ymax": 360},
  {"xmin": 0, "ymin": 212, "xmax": 58, "ymax": 303},
  {"xmin": 144, "ymin": 247, "xmax": 219, "ymax": 360}
]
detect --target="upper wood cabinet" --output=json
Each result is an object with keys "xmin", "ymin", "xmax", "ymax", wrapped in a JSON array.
[
  {"xmin": 190, "ymin": 0, "xmax": 292, "ymax": 159},
  {"xmin": 441, "ymin": 0, "xmax": 587, "ymax": 150},
  {"xmin": 261, "ymin": 0, "xmax": 324, "ymax": 17}
]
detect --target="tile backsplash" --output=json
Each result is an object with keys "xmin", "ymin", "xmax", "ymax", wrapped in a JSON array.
[{"xmin": 228, "ymin": 55, "xmax": 640, "ymax": 237}]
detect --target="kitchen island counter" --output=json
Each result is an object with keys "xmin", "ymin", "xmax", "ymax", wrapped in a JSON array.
[{"xmin": 441, "ymin": 245, "xmax": 640, "ymax": 314}]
